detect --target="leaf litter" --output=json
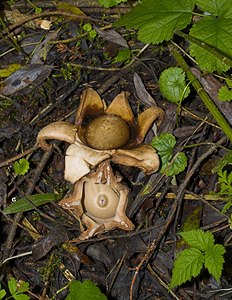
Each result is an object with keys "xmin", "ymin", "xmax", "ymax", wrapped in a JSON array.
[{"xmin": 0, "ymin": 1, "xmax": 231, "ymax": 299}]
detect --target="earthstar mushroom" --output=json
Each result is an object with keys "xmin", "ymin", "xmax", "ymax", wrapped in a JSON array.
[{"xmin": 37, "ymin": 88, "xmax": 164, "ymax": 183}]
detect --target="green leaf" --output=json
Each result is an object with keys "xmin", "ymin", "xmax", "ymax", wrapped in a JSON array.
[
  {"xmin": 151, "ymin": 133, "xmax": 176, "ymax": 171},
  {"xmin": 16, "ymin": 282, "xmax": 29, "ymax": 294},
  {"xmin": 212, "ymin": 151, "xmax": 232, "ymax": 173},
  {"xmin": 189, "ymin": 16, "xmax": 232, "ymax": 72},
  {"xmin": 159, "ymin": 67, "xmax": 190, "ymax": 103},
  {"xmin": 218, "ymin": 86, "xmax": 232, "ymax": 102},
  {"xmin": 225, "ymin": 78, "xmax": 232, "ymax": 88},
  {"xmin": 116, "ymin": 0, "xmax": 194, "ymax": 44},
  {"xmin": 204, "ymin": 244, "xmax": 225, "ymax": 281},
  {"xmin": 164, "ymin": 152, "xmax": 188, "ymax": 176},
  {"xmin": 195, "ymin": 0, "xmax": 231, "ymax": 16},
  {"xmin": 179, "ymin": 230, "xmax": 215, "ymax": 251},
  {"xmin": 65, "ymin": 280, "xmax": 107, "ymax": 300},
  {"xmin": 13, "ymin": 294, "xmax": 30, "ymax": 300},
  {"xmin": 13, "ymin": 158, "xmax": 30, "ymax": 176},
  {"xmin": 170, "ymin": 248, "xmax": 204, "ymax": 289},
  {"xmin": 0, "ymin": 289, "xmax": 6, "ymax": 299},
  {"xmin": 98, "ymin": 0, "xmax": 127, "ymax": 8},
  {"xmin": 113, "ymin": 48, "xmax": 131, "ymax": 63},
  {"xmin": 2, "ymin": 193, "xmax": 59, "ymax": 214},
  {"xmin": 8, "ymin": 278, "xmax": 17, "ymax": 296}
]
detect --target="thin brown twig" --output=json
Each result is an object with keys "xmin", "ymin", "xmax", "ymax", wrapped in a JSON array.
[
  {"xmin": 129, "ymin": 136, "xmax": 227, "ymax": 300},
  {"xmin": 0, "ymin": 145, "xmax": 39, "ymax": 168},
  {"xmin": 2, "ymin": 147, "xmax": 53, "ymax": 261}
]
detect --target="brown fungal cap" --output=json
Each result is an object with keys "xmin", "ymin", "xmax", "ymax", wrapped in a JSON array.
[{"xmin": 84, "ymin": 114, "xmax": 130, "ymax": 150}]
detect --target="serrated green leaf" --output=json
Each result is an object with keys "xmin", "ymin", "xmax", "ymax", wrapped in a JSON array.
[
  {"xmin": 116, "ymin": 0, "xmax": 194, "ymax": 44},
  {"xmin": 0, "ymin": 289, "xmax": 6, "ymax": 299},
  {"xmin": 159, "ymin": 67, "xmax": 190, "ymax": 103},
  {"xmin": 189, "ymin": 16, "xmax": 232, "ymax": 72},
  {"xmin": 170, "ymin": 248, "xmax": 204, "ymax": 289},
  {"xmin": 2, "ymin": 193, "xmax": 59, "ymax": 214},
  {"xmin": 13, "ymin": 294, "xmax": 30, "ymax": 300},
  {"xmin": 179, "ymin": 230, "xmax": 215, "ymax": 251},
  {"xmin": 151, "ymin": 133, "xmax": 176, "ymax": 171},
  {"xmin": 218, "ymin": 86, "xmax": 232, "ymax": 101},
  {"xmin": 151, "ymin": 133, "xmax": 176, "ymax": 153},
  {"xmin": 164, "ymin": 152, "xmax": 188, "ymax": 176},
  {"xmin": 195, "ymin": 0, "xmax": 232, "ymax": 17},
  {"xmin": 225, "ymin": 78, "xmax": 232, "ymax": 88},
  {"xmin": 204, "ymin": 244, "xmax": 225, "ymax": 281},
  {"xmin": 65, "ymin": 280, "xmax": 107, "ymax": 300},
  {"xmin": 8, "ymin": 278, "xmax": 17, "ymax": 296},
  {"xmin": 13, "ymin": 158, "xmax": 30, "ymax": 176}
]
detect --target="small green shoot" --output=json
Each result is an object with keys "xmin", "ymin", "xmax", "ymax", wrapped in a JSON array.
[
  {"xmin": 13, "ymin": 158, "xmax": 30, "ymax": 176},
  {"xmin": 170, "ymin": 229, "xmax": 225, "ymax": 289},
  {"xmin": 83, "ymin": 23, "xmax": 97, "ymax": 40},
  {"xmin": 113, "ymin": 48, "xmax": 132, "ymax": 63},
  {"xmin": 159, "ymin": 67, "xmax": 190, "ymax": 103},
  {"xmin": 98, "ymin": 0, "xmax": 128, "ymax": 8},
  {"xmin": 151, "ymin": 133, "xmax": 187, "ymax": 176},
  {"xmin": 65, "ymin": 280, "xmax": 107, "ymax": 300},
  {"xmin": 0, "ymin": 277, "xmax": 30, "ymax": 300}
]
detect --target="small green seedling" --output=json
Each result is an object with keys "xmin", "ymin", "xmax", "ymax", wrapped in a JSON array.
[
  {"xmin": 13, "ymin": 158, "xmax": 30, "ymax": 176},
  {"xmin": 0, "ymin": 277, "xmax": 30, "ymax": 300},
  {"xmin": 65, "ymin": 280, "xmax": 107, "ymax": 300}
]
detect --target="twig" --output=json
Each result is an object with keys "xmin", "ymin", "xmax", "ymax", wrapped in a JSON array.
[
  {"xmin": 129, "ymin": 136, "xmax": 227, "ymax": 299},
  {"xmin": 2, "ymin": 147, "xmax": 53, "ymax": 260}
]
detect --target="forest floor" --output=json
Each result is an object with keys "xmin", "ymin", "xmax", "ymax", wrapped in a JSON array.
[{"xmin": 0, "ymin": 1, "xmax": 232, "ymax": 299}]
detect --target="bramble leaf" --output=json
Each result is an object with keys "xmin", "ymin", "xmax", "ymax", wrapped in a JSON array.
[
  {"xmin": 204, "ymin": 244, "xmax": 225, "ymax": 281},
  {"xmin": 13, "ymin": 158, "xmax": 30, "ymax": 176},
  {"xmin": 2, "ymin": 193, "xmax": 59, "ymax": 214},
  {"xmin": 195, "ymin": 0, "xmax": 232, "ymax": 16},
  {"xmin": 65, "ymin": 280, "xmax": 107, "ymax": 300},
  {"xmin": 189, "ymin": 16, "xmax": 232, "ymax": 72},
  {"xmin": 179, "ymin": 230, "xmax": 215, "ymax": 251},
  {"xmin": 116, "ymin": 0, "xmax": 194, "ymax": 44},
  {"xmin": 170, "ymin": 248, "xmax": 204, "ymax": 289},
  {"xmin": 159, "ymin": 67, "xmax": 190, "ymax": 103},
  {"xmin": 218, "ymin": 86, "xmax": 232, "ymax": 102}
]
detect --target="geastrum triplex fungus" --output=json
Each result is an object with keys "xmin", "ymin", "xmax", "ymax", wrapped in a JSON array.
[{"xmin": 37, "ymin": 88, "xmax": 164, "ymax": 239}]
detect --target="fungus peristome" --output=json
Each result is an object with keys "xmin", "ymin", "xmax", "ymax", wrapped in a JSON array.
[{"xmin": 59, "ymin": 161, "xmax": 134, "ymax": 240}]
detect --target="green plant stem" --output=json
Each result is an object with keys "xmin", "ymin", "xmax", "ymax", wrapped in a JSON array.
[
  {"xmin": 175, "ymin": 30, "xmax": 232, "ymax": 68},
  {"xmin": 169, "ymin": 44, "xmax": 232, "ymax": 143}
]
